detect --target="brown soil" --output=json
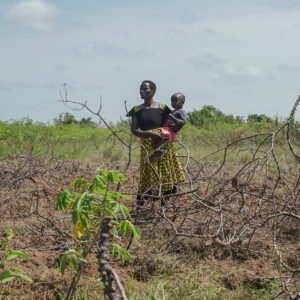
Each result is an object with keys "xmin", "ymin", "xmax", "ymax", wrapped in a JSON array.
[{"xmin": 0, "ymin": 156, "xmax": 299, "ymax": 299}]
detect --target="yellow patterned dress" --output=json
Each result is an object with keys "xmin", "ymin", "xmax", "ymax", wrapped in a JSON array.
[{"xmin": 127, "ymin": 103, "xmax": 185, "ymax": 201}]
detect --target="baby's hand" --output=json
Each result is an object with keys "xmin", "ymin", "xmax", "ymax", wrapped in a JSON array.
[
  {"xmin": 160, "ymin": 130, "xmax": 169, "ymax": 137},
  {"xmin": 168, "ymin": 114, "xmax": 177, "ymax": 125}
]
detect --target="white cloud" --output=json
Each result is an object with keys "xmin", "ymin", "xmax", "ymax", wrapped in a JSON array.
[
  {"xmin": 187, "ymin": 53, "xmax": 262, "ymax": 83},
  {"xmin": 53, "ymin": 63, "xmax": 68, "ymax": 72},
  {"xmin": 76, "ymin": 41, "xmax": 152, "ymax": 58},
  {"xmin": 5, "ymin": 0, "xmax": 59, "ymax": 32},
  {"xmin": 202, "ymin": 26, "xmax": 218, "ymax": 35},
  {"xmin": 187, "ymin": 53, "xmax": 228, "ymax": 69},
  {"xmin": 211, "ymin": 65, "xmax": 263, "ymax": 84},
  {"xmin": 224, "ymin": 65, "xmax": 261, "ymax": 78},
  {"xmin": 0, "ymin": 81, "xmax": 32, "ymax": 90},
  {"xmin": 76, "ymin": 42, "xmax": 130, "ymax": 58},
  {"xmin": 166, "ymin": 27, "xmax": 186, "ymax": 37},
  {"xmin": 276, "ymin": 63, "xmax": 300, "ymax": 72}
]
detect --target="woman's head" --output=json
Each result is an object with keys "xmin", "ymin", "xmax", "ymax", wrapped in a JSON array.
[{"xmin": 140, "ymin": 80, "xmax": 156, "ymax": 100}]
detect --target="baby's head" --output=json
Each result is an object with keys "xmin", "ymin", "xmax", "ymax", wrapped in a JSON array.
[{"xmin": 171, "ymin": 93, "xmax": 185, "ymax": 110}]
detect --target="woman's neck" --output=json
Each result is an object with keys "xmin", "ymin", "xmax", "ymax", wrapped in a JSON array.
[{"xmin": 144, "ymin": 98, "xmax": 155, "ymax": 107}]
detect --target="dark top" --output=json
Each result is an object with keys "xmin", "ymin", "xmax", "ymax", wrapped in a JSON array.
[
  {"xmin": 165, "ymin": 109, "xmax": 187, "ymax": 133},
  {"xmin": 127, "ymin": 104, "xmax": 171, "ymax": 131}
]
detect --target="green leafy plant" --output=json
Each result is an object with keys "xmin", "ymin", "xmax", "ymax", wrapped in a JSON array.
[
  {"xmin": 55, "ymin": 168, "xmax": 139, "ymax": 280},
  {"xmin": 59, "ymin": 249, "xmax": 87, "ymax": 275},
  {"xmin": 0, "ymin": 229, "xmax": 33, "ymax": 284}
]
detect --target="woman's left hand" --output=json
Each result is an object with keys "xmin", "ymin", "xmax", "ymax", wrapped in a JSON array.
[{"xmin": 149, "ymin": 132, "xmax": 162, "ymax": 143}]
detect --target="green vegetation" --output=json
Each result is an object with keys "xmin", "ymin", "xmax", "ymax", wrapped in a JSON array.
[
  {"xmin": 0, "ymin": 107, "xmax": 295, "ymax": 162},
  {"xmin": 55, "ymin": 169, "xmax": 139, "ymax": 298},
  {"xmin": 0, "ymin": 107, "xmax": 299, "ymax": 299},
  {"xmin": 188, "ymin": 105, "xmax": 243, "ymax": 128},
  {"xmin": 0, "ymin": 229, "xmax": 32, "ymax": 285},
  {"xmin": 0, "ymin": 117, "xmax": 110, "ymax": 160},
  {"xmin": 55, "ymin": 169, "xmax": 139, "ymax": 264}
]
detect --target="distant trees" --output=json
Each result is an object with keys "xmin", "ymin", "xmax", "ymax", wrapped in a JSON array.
[
  {"xmin": 186, "ymin": 105, "xmax": 283, "ymax": 129},
  {"xmin": 54, "ymin": 112, "xmax": 77, "ymax": 125},
  {"xmin": 53, "ymin": 112, "xmax": 97, "ymax": 127},
  {"xmin": 11, "ymin": 109, "xmax": 282, "ymax": 129},
  {"xmin": 247, "ymin": 114, "xmax": 273, "ymax": 123},
  {"xmin": 187, "ymin": 105, "xmax": 243, "ymax": 128}
]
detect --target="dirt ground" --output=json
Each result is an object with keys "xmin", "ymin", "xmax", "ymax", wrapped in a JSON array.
[{"xmin": 0, "ymin": 156, "xmax": 299, "ymax": 299}]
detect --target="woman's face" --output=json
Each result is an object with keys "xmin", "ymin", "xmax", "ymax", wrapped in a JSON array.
[{"xmin": 140, "ymin": 82, "xmax": 154, "ymax": 100}]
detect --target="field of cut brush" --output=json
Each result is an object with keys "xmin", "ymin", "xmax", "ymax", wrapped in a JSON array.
[{"xmin": 1, "ymin": 101, "xmax": 300, "ymax": 299}]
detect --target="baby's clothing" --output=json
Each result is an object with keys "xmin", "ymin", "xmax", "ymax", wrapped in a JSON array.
[{"xmin": 161, "ymin": 109, "xmax": 187, "ymax": 140}]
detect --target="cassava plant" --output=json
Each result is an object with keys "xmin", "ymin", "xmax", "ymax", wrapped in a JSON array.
[
  {"xmin": 55, "ymin": 168, "xmax": 139, "ymax": 299},
  {"xmin": 0, "ymin": 229, "xmax": 33, "ymax": 285}
]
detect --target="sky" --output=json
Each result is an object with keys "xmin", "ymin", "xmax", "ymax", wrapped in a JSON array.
[{"xmin": 1, "ymin": 0, "xmax": 300, "ymax": 123}]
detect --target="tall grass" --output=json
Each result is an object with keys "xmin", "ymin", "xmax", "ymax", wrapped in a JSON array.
[{"xmin": 0, "ymin": 118, "xmax": 298, "ymax": 165}]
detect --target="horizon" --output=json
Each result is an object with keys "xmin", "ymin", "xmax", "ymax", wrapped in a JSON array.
[{"xmin": 0, "ymin": 103, "xmax": 296, "ymax": 125}]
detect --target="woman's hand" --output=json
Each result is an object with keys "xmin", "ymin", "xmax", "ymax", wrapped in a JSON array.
[
  {"xmin": 149, "ymin": 132, "xmax": 162, "ymax": 143},
  {"xmin": 168, "ymin": 114, "xmax": 177, "ymax": 123}
]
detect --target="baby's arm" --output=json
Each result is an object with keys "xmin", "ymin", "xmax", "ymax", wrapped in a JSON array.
[
  {"xmin": 168, "ymin": 113, "xmax": 186, "ymax": 126},
  {"xmin": 168, "ymin": 114, "xmax": 185, "ymax": 126}
]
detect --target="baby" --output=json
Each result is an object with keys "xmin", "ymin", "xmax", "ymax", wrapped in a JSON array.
[{"xmin": 150, "ymin": 92, "xmax": 187, "ymax": 162}]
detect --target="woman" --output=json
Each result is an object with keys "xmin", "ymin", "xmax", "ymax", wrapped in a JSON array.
[{"xmin": 127, "ymin": 80, "xmax": 185, "ymax": 205}]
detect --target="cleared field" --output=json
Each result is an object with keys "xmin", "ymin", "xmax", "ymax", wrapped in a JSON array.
[{"xmin": 0, "ymin": 101, "xmax": 300, "ymax": 299}]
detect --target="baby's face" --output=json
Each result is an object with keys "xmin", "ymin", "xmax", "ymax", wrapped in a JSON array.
[{"xmin": 171, "ymin": 97, "xmax": 184, "ymax": 109}]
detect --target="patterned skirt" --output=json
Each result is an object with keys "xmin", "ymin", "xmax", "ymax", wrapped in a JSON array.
[{"xmin": 138, "ymin": 129, "xmax": 185, "ymax": 198}]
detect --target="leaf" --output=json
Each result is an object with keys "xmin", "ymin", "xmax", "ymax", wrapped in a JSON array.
[
  {"xmin": 0, "ymin": 270, "xmax": 32, "ymax": 283},
  {"xmin": 120, "ymin": 220, "xmax": 130, "ymax": 239},
  {"xmin": 121, "ymin": 194, "xmax": 131, "ymax": 200},
  {"xmin": 119, "ymin": 247, "xmax": 131, "ymax": 264},
  {"xmin": 59, "ymin": 249, "xmax": 86, "ymax": 276},
  {"xmin": 69, "ymin": 256, "xmax": 78, "ymax": 273},
  {"xmin": 11, "ymin": 273, "xmax": 33, "ymax": 283},
  {"xmin": 55, "ymin": 189, "xmax": 73, "ymax": 211},
  {"xmin": 71, "ymin": 178, "xmax": 88, "ymax": 192},
  {"xmin": 71, "ymin": 223, "xmax": 85, "ymax": 239},
  {"xmin": 6, "ymin": 250, "xmax": 29, "ymax": 261},
  {"xmin": 113, "ymin": 202, "xmax": 120, "ymax": 213},
  {"xmin": 6, "ymin": 229, "xmax": 15, "ymax": 241},
  {"xmin": 92, "ymin": 177, "xmax": 101, "ymax": 191},
  {"xmin": 119, "ymin": 220, "xmax": 140, "ymax": 240},
  {"xmin": 107, "ymin": 172, "xmax": 115, "ymax": 184},
  {"xmin": 72, "ymin": 210, "xmax": 78, "ymax": 224},
  {"xmin": 72, "ymin": 250, "xmax": 87, "ymax": 263},
  {"xmin": 95, "ymin": 171, "xmax": 107, "ymax": 185},
  {"xmin": 111, "ymin": 243, "xmax": 132, "ymax": 264},
  {"xmin": 79, "ymin": 213, "xmax": 88, "ymax": 228},
  {"xmin": 120, "ymin": 203, "xmax": 130, "ymax": 218},
  {"xmin": 112, "ymin": 226, "xmax": 119, "ymax": 237},
  {"xmin": 59, "ymin": 254, "xmax": 67, "ymax": 275},
  {"xmin": 0, "ymin": 270, "xmax": 15, "ymax": 283},
  {"xmin": 75, "ymin": 256, "xmax": 87, "ymax": 263},
  {"xmin": 129, "ymin": 222, "xmax": 141, "ymax": 240}
]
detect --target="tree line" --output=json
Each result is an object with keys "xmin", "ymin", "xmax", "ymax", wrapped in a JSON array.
[
  {"xmin": 53, "ymin": 106, "xmax": 282, "ymax": 128},
  {"xmin": 0, "ymin": 106, "xmax": 287, "ymax": 128}
]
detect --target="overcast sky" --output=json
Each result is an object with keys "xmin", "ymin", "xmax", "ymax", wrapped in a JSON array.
[{"xmin": 1, "ymin": 0, "xmax": 300, "ymax": 123}]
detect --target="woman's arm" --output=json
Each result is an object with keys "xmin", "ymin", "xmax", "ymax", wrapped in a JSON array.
[{"xmin": 131, "ymin": 115, "xmax": 161, "ymax": 142}]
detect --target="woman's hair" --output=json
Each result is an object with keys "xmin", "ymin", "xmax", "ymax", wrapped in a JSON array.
[{"xmin": 141, "ymin": 80, "xmax": 156, "ymax": 93}]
